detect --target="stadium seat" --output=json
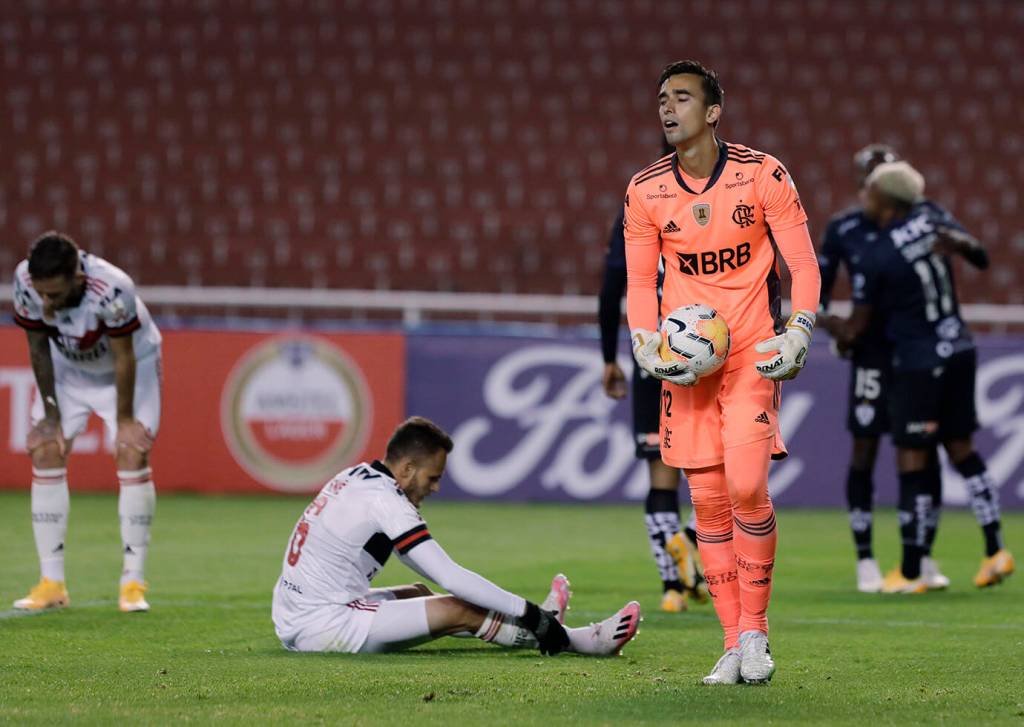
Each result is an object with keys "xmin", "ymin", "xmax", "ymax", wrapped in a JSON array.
[{"xmin": 0, "ymin": 0, "xmax": 1019, "ymax": 304}]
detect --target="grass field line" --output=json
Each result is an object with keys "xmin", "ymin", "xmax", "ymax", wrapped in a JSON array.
[{"xmin": 5, "ymin": 600, "xmax": 1022, "ymax": 635}]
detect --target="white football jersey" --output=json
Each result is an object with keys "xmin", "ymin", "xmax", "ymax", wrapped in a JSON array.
[
  {"xmin": 272, "ymin": 461, "xmax": 431, "ymax": 631},
  {"xmin": 13, "ymin": 251, "xmax": 161, "ymax": 374}
]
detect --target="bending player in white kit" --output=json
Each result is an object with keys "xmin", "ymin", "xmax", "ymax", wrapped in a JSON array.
[
  {"xmin": 272, "ymin": 417, "xmax": 642, "ymax": 655},
  {"xmin": 12, "ymin": 231, "xmax": 161, "ymax": 613}
]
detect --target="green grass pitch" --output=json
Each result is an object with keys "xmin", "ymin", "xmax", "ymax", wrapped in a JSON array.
[{"xmin": 1, "ymin": 493, "xmax": 1022, "ymax": 725}]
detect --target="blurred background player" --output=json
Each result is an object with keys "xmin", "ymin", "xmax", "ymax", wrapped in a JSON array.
[
  {"xmin": 598, "ymin": 150, "xmax": 708, "ymax": 614},
  {"xmin": 11, "ymin": 232, "xmax": 161, "ymax": 613},
  {"xmin": 818, "ymin": 144, "xmax": 946, "ymax": 593},
  {"xmin": 828, "ymin": 161, "xmax": 1014, "ymax": 593},
  {"xmin": 624, "ymin": 61, "xmax": 821, "ymax": 684},
  {"xmin": 272, "ymin": 416, "xmax": 641, "ymax": 655}
]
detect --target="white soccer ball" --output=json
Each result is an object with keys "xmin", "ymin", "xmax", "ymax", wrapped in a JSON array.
[{"xmin": 659, "ymin": 303, "xmax": 731, "ymax": 377}]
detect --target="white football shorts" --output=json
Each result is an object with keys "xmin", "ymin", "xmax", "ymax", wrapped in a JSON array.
[
  {"xmin": 274, "ymin": 588, "xmax": 432, "ymax": 654},
  {"xmin": 31, "ymin": 352, "xmax": 163, "ymax": 447}
]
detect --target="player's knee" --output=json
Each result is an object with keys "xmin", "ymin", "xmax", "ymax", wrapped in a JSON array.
[
  {"xmin": 897, "ymin": 447, "xmax": 930, "ymax": 473},
  {"xmin": 691, "ymin": 495, "xmax": 732, "ymax": 531},
  {"xmin": 31, "ymin": 442, "xmax": 66, "ymax": 470},
  {"xmin": 943, "ymin": 439, "xmax": 973, "ymax": 466},
  {"xmin": 116, "ymin": 448, "xmax": 148, "ymax": 472},
  {"xmin": 728, "ymin": 482, "xmax": 770, "ymax": 514},
  {"xmin": 850, "ymin": 437, "xmax": 879, "ymax": 471}
]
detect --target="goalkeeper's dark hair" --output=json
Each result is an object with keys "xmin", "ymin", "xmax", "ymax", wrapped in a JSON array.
[
  {"xmin": 386, "ymin": 416, "xmax": 454, "ymax": 462},
  {"xmin": 28, "ymin": 231, "xmax": 81, "ymax": 280},
  {"xmin": 658, "ymin": 60, "xmax": 724, "ymax": 109}
]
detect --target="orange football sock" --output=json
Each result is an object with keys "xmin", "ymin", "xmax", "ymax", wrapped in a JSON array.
[
  {"xmin": 725, "ymin": 437, "xmax": 777, "ymax": 636},
  {"xmin": 686, "ymin": 464, "xmax": 740, "ymax": 650}
]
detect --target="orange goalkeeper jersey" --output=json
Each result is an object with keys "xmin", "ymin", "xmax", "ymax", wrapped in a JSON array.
[{"xmin": 624, "ymin": 141, "xmax": 812, "ymax": 362}]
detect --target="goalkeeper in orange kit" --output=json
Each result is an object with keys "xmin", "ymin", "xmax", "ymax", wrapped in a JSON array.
[{"xmin": 623, "ymin": 61, "xmax": 821, "ymax": 684}]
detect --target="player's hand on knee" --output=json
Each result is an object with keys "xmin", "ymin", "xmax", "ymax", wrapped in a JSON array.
[
  {"xmin": 26, "ymin": 418, "xmax": 66, "ymax": 458},
  {"xmin": 523, "ymin": 601, "xmax": 570, "ymax": 656},
  {"xmin": 631, "ymin": 329, "xmax": 697, "ymax": 387},
  {"xmin": 755, "ymin": 310, "xmax": 815, "ymax": 381},
  {"xmin": 116, "ymin": 419, "xmax": 154, "ymax": 454}
]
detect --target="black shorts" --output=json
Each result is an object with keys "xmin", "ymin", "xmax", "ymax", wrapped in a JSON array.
[
  {"xmin": 632, "ymin": 366, "xmax": 662, "ymax": 460},
  {"xmin": 889, "ymin": 349, "xmax": 979, "ymax": 449},
  {"xmin": 846, "ymin": 350, "xmax": 891, "ymax": 438}
]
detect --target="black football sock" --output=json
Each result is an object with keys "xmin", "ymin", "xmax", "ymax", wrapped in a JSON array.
[
  {"xmin": 644, "ymin": 489, "xmax": 684, "ymax": 592},
  {"xmin": 923, "ymin": 456, "xmax": 943, "ymax": 557},
  {"xmin": 846, "ymin": 467, "xmax": 874, "ymax": 560},
  {"xmin": 898, "ymin": 470, "xmax": 931, "ymax": 580},
  {"xmin": 955, "ymin": 452, "xmax": 1004, "ymax": 557}
]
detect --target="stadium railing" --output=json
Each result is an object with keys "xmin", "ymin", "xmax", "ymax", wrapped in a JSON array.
[{"xmin": 1, "ymin": 285, "xmax": 1022, "ymax": 328}]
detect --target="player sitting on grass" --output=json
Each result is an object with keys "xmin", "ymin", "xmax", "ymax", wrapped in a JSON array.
[{"xmin": 272, "ymin": 416, "xmax": 641, "ymax": 656}]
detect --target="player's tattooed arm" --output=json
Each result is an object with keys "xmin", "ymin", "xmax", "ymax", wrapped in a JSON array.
[
  {"xmin": 110, "ymin": 335, "xmax": 152, "ymax": 454},
  {"xmin": 27, "ymin": 329, "xmax": 60, "ymax": 421},
  {"xmin": 110, "ymin": 335, "xmax": 137, "ymax": 423}
]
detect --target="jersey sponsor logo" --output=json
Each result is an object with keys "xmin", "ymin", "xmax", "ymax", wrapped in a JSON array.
[
  {"xmin": 676, "ymin": 242, "xmax": 751, "ymax": 276},
  {"xmin": 725, "ymin": 177, "xmax": 754, "ymax": 190},
  {"xmin": 753, "ymin": 411, "xmax": 770, "ymax": 425},
  {"xmin": 221, "ymin": 336, "xmax": 372, "ymax": 492},
  {"xmin": 692, "ymin": 203, "xmax": 711, "ymax": 227},
  {"xmin": 662, "ymin": 220, "xmax": 680, "ymax": 234},
  {"xmin": 646, "ymin": 192, "xmax": 677, "ymax": 200},
  {"xmin": 731, "ymin": 203, "xmax": 755, "ymax": 228}
]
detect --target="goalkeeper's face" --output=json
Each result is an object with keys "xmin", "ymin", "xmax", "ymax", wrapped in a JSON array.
[
  {"xmin": 658, "ymin": 74, "xmax": 721, "ymax": 147},
  {"xmin": 398, "ymin": 449, "xmax": 447, "ymax": 507}
]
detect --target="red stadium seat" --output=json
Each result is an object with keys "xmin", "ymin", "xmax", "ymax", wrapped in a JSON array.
[{"xmin": 0, "ymin": 0, "xmax": 1020, "ymax": 302}]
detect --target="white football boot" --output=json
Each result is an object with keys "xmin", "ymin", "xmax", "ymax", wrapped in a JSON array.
[
  {"xmin": 920, "ymin": 557, "xmax": 950, "ymax": 590},
  {"xmin": 573, "ymin": 601, "xmax": 641, "ymax": 656},
  {"xmin": 702, "ymin": 648, "xmax": 742, "ymax": 685},
  {"xmin": 738, "ymin": 630, "xmax": 776, "ymax": 684},
  {"xmin": 856, "ymin": 558, "xmax": 884, "ymax": 593},
  {"xmin": 540, "ymin": 573, "xmax": 571, "ymax": 623}
]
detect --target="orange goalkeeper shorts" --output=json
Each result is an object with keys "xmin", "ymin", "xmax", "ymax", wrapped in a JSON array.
[{"xmin": 658, "ymin": 348, "xmax": 788, "ymax": 469}]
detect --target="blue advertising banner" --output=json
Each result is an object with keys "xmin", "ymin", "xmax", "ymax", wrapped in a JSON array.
[{"xmin": 408, "ymin": 333, "xmax": 1024, "ymax": 508}]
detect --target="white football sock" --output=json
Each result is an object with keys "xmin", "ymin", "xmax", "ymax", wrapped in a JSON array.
[
  {"xmin": 566, "ymin": 625, "xmax": 606, "ymax": 655},
  {"xmin": 31, "ymin": 468, "xmax": 69, "ymax": 582},
  {"xmin": 474, "ymin": 611, "xmax": 537, "ymax": 648},
  {"xmin": 118, "ymin": 469, "xmax": 156, "ymax": 585}
]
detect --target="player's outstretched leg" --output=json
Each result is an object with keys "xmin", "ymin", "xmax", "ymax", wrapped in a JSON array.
[
  {"xmin": 14, "ymin": 464, "xmax": 71, "ymax": 610},
  {"xmin": 563, "ymin": 601, "xmax": 641, "ymax": 657},
  {"xmin": 725, "ymin": 438, "xmax": 777, "ymax": 683},
  {"xmin": 117, "ymin": 467, "xmax": 156, "ymax": 612}
]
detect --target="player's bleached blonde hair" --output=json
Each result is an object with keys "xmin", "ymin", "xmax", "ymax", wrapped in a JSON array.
[{"xmin": 865, "ymin": 161, "xmax": 925, "ymax": 205}]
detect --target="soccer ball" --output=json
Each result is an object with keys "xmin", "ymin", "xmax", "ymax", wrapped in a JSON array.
[{"xmin": 659, "ymin": 304, "xmax": 731, "ymax": 377}]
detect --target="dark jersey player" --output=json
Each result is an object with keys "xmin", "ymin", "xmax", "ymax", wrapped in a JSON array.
[
  {"xmin": 818, "ymin": 144, "xmax": 896, "ymax": 592},
  {"xmin": 819, "ymin": 144, "xmax": 946, "ymax": 593},
  {"xmin": 830, "ymin": 161, "xmax": 1014, "ymax": 593},
  {"xmin": 598, "ymin": 202, "xmax": 708, "ymax": 614}
]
